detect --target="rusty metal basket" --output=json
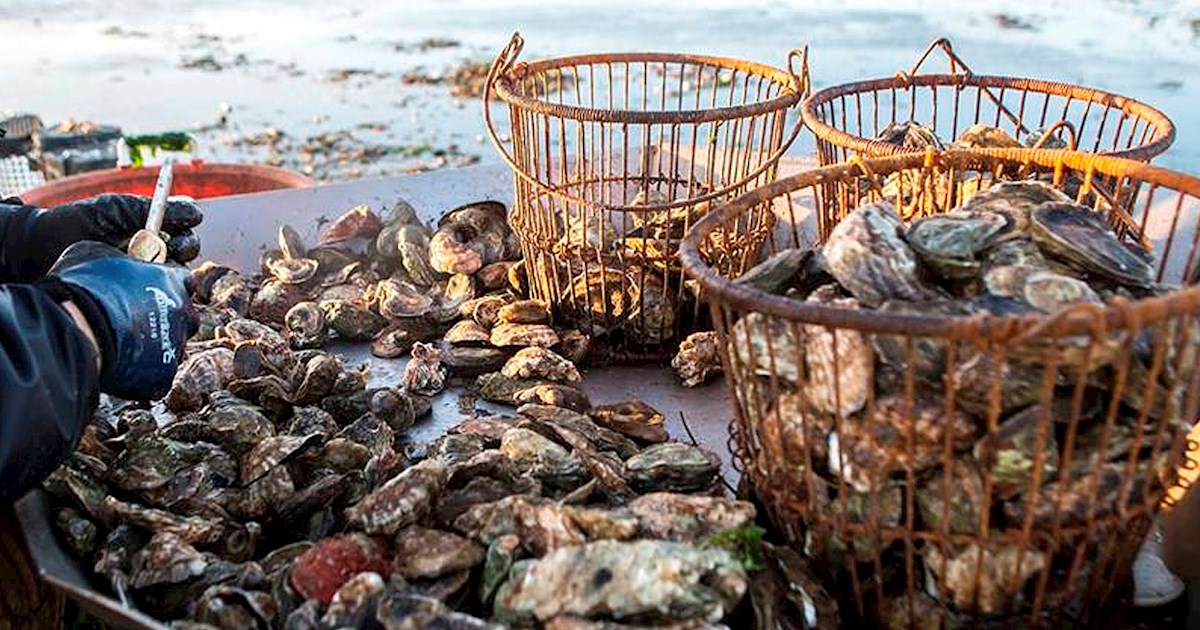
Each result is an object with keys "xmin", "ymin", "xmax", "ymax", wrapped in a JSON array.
[
  {"xmin": 803, "ymin": 39, "xmax": 1175, "ymax": 169},
  {"xmin": 484, "ymin": 32, "xmax": 808, "ymax": 357},
  {"xmin": 680, "ymin": 148, "xmax": 1200, "ymax": 628}
]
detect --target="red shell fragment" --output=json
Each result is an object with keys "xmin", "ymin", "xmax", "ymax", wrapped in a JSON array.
[{"xmin": 289, "ymin": 533, "xmax": 390, "ymax": 604}]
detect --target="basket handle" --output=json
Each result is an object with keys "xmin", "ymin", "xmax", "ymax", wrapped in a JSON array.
[
  {"xmin": 1028, "ymin": 120, "xmax": 1079, "ymax": 151},
  {"xmin": 787, "ymin": 46, "xmax": 811, "ymax": 97},
  {"xmin": 898, "ymin": 38, "xmax": 1030, "ymax": 137},
  {"xmin": 483, "ymin": 37, "xmax": 811, "ymax": 213}
]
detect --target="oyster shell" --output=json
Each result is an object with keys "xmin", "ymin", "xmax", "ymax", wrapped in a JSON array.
[
  {"xmin": 493, "ymin": 539, "xmax": 747, "ymax": 625},
  {"xmin": 905, "ymin": 210, "xmax": 1009, "ymax": 280},
  {"xmin": 498, "ymin": 299, "xmax": 551, "ymax": 325},
  {"xmin": 500, "ymin": 427, "xmax": 587, "ymax": 490},
  {"xmin": 319, "ymin": 571, "xmax": 385, "ymax": 629},
  {"xmin": 322, "ymin": 299, "xmax": 387, "ymax": 341},
  {"xmin": 626, "ymin": 275, "xmax": 678, "ymax": 345},
  {"xmin": 512, "ymin": 383, "xmax": 591, "ymax": 413},
  {"xmin": 249, "ymin": 279, "xmax": 309, "ymax": 325},
  {"xmin": 444, "ymin": 319, "xmax": 492, "ymax": 345},
  {"xmin": 671, "ymin": 331, "xmax": 723, "ymax": 388},
  {"xmin": 404, "ymin": 342, "xmax": 447, "ymax": 396},
  {"xmin": 801, "ymin": 286, "xmax": 875, "ymax": 417},
  {"xmin": 589, "ymin": 400, "xmax": 669, "ymax": 444},
  {"xmin": 430, "ymin": 201, "xmax": 513, "ymax": 275},
  {"xmin": 875, "ymin": 121, "xmax": 943, "ymax": 149},
  {"xmin": 828, "ymin": 392, "xmax": 979, "ymax": 492},
  {"xmin": 166, "ymin": 348, "xmax": 235, "ymax": 412},
  {"xmin": 491, "ymin": 322, "xmax": 560, "ymax": 348},
  {"xmin": 568, "ymin": 267, "xmax": 639, "ymax": 336},
  {"xmin": 371, "ymin": 278, "xmax": 434, "ymax": 319},
  {"xmin": 629, "ymin": 493, "xmax": 756, "ymax": 543},
  {"xmin": 922, "ymin": 542, "xmax": 1047, "ymax": 615},
  {"xmin": 440, "ymin": 344, "xmax": 509, "ymax": 377},
  {"xmin": 1030, "ymin": 202, "xmax": 1154, "ymax": 288},
  {"xmin": 476, "ymin": 372, "xmax": 552, "ymax": 406},
  {"xmin": 461, "ymin": 293, "xmax": 516, "ymax": 329},
  {"xmin": 391, "ymin": 526, "xmax": 485, "ymax": 579},
  {"xmin": 345, "ymin": 458, "xmax": 448, "ymax": 535},
  {"xmin": 501, "ymin": 347, "xmax": 581, "ymax": 383},
  {"xmin": 952, "ymin": 124, "xmax": 1021, "ymax": 149},
  {"xmin": 915, "ymin": 458, "xmax": 987, "ymax": 534},
  {"xmin": 624, "ymin": 443, "xmax": 720, "ymax": 494},
  {"xmin": 372, "ymin": 321, "xmax": 437, "ymax": 359},
  {"xmin": 822, "ymin": 202, "xmax": 938, "ymax": 307},
  {"xmin": 318, "ymin": 204, "xmax": 384, "ymax": 253},
  {"xmin": 973, "ymin": 405, "xmax": 1059, "ymax": 501},
  {"xmin": 284, "ymin": 302, "xmax": 328, "ymax": 349},
  {"xmin": 734, "ymin": 248, "xmax": 811, "ymax": 294}
]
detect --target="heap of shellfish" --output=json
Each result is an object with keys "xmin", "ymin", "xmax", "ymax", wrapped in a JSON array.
[
  {"xmin": 722, "ymin": 179, "xmax": 1193, "ymax": 623},
  {"xmin": 43, "ymin": 200, "xmax": 835, "ymax": 630}
]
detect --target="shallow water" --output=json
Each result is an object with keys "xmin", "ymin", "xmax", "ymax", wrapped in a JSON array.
[{"xmin": 3, "ymin": 0, "xmax": 1200, "ymax": 179}]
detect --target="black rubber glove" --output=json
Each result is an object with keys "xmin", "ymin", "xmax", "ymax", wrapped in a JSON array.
[
  {"xmin": 35, "ymin": 242, "xmax": 198, "ymax": 401},
  {"xmin": 0, "ymin": 193, "xmax": 203, "ymax": 282}
]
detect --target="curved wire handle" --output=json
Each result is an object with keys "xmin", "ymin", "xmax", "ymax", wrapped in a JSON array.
[
  {"xmin": 896, "ymin": 38, "xmax": 1030, "ymax": 137},
  {"xmin": 1029, "ymin": 120, "xmax": 1079, "ymax": 151},
  {"xmin": 482, "ymin": 33, "xmax": 811, "ymax": 213},
  {"xmin": 787, "ymin": 46, "xmax": 811, "ymax": 98}
]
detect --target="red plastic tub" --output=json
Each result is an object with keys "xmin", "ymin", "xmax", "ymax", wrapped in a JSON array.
[{"xmin": 18, "ymin": 161, "xmax": 313, "ymax": 207}]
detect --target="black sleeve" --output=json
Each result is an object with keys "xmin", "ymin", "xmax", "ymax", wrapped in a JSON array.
[
  {"xmin": 0, "ymin": 200, "xmax": 43, "ymax": 284},
  {"xmin": 0, "ymin": 278, "xmax": 101, "ymax": 503}
]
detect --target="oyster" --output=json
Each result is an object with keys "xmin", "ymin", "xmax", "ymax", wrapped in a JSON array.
[
  {"xmin": 923, "ymin": 542, "xmax": 1047, "ymax": 615},
  {"xmin": 672, "ymin": 331, "xmax": 724, "ymax": 388},
  {"xmin": 624, "ymin": 443, "xmax": 720, "ymax": 494},
  {"xmin": 589, "ymin": 400, "xmax": 669, "ymax": 444},
  {"xmin": 734, "ymin": 248, "xmax": 810, "ymax": 294},
  {"xmin": 318, "ymin": 204, "xmax": 384, "ymax": 253},
  {"xmin": 501, "ymin": 347, "xmax": 581, "ymax": 383},
  {"xmin": 345, "ymin": 459, "xmax": 448, "ymax": 535},
  {"xmin": 568, "ymin": 267, "xmax": 639, "ymax": 336},
  {"xmin": 498, "ymin": 299, "xmax": 551, "ymax": 325},
  {"xmin": 430, "ymin": 201, "xmax": 514, "ymax": 275},
  {"xmin": 973, "ymin": 405, "xmax": 1059, "ymax": 501},
  {"xmin": 476, "ymin": 372, "xmax": 552, "ymax": 406},
  {"xmin": 1003, "ymin": 461, "xmax": 1162, "ymax": 530},
  {"xmin": 812, "ymin": 482, "xmax": 903, "ymax": 563},
  {"xmin": 268, "ymin": 225, "xmax": 319, "ymax": 284},
  {"xmin": 556, "ymin": 215, "xmax": 619, "ymax": 254},
  {"xmin": 491, "ymin": 322, "xmax": 560, "ymax": 348},
  {"xmin": 441, "ymin": 344, "xmax": 509, "ymax": 377},
  {"xmin": 800, "ymin": 286, "xmax": 875, "ymax": 417},
  {"xmin": 629, "ymin": 493, "xmax": 756, "ymax": 543},
  {"xmin": 915, "ymin": 458, "xmax": 987, "ymax": 534},
  {"xmin": 905, "ymin": 210, "xmax": 1009, "ymax": 280},
  {"xmin": 444, "ymin": 319, "xmax": 492, "ymax": 345},
  {"xmin": 828, "ymin": 392, "xmax": 979, "ymax": 492},
  {"xmin": 462, "ymin": 293, "xmax": 516, "ymax": 329},
  {"xmin": 871, "ymin": 299, "xmax": 969, "ymax": 384},
  {"xmin": 166, "ymin": 348, "xmax": 235, "ymax": 412},
  {"xmin": 954, "ymin": 352, "xmax": 1047, "ymax": 419},
  {"xmin": 391, "ymin": 526, "xmax": 485, "ymax": 579},
  {"xmin": 249, "ymin": 279, "xmax": 309, "ymax": 325},
  {"xmin": 322, "ymin": 299, "xmax": 387, "ymax": 341},
  {"xmin": 284, "ymin": 302, "xmax": 327, "ymax": 349},
  {"xmin": 372, "ymin": 320, "xmax": 438, "ymax": 359},
  {"xmin": 875, "ymin": 121, "xmax": 943, "ymax": 149},
  {"xmin": 371, "ymin": 278, "xmax": 434, "ymax": 319},
  {"xmin": 555, "ymin": 329, "xmax": 591, "ymax": 365},
  {"xmin": 319, "ymin": 571, "xmax": 386, "ymax": 628},
  {"xmin": 501, "ymin": 427, "xmax": 588, "ymax": 490},
  {"xmin": 512, "ymin": 384, "xmax": 591, "ymax": 413},
  {"xmin": 822, "ymin": 202, "xmax": 938, "ymax": 307},
  {"xmin": 404, "ymin": 342, "xmax": 447, "ymax": 396},
  {"xmin": 479, "ymin": 261, "xmax": 519, "ymax": 290},
  {"xmin": 952, "ymin": 124, "xmax": 1022, "ymax": 149},
  {"xmin": 1030, "ymin": 202, "xmax": 1154, "ymax": 288},
  {"xmin": 493, "ymin": 539, "xmax": 747, "ymax": 625},
  {"xmin": 626, "ymin": 275, "xmax": 678, "ymax": 345},
  {"xmin": 194, "ymin": 585, "xmax": 278, "ymax": 630}
]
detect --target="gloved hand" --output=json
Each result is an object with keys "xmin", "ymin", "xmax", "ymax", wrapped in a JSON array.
[
  {"xmin": 35, "ymin": 242, "xmax": 198, "ymax": 400},
  {"xmin": 1, "ymin": 193, "xmax": 202, "ymax": 281}
]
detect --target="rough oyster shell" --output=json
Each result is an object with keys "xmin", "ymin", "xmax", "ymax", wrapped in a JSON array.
[
  {"xmin": 905, "ymin": 210, "xmax": 1009, "ymax": 280},
  {"xmin": 822, "ymin": 202, "xmax": 938, "ymax": 307},
  {"xmin": 491, "ymin": 322, "xmax": 560, "ymax": 348},
  {"xmin": 922, "ymin": 542, "xmax": 1047, "ymax": 615},
  {"xmin": 493, "ymin": 539, "xmax": 747, "ymax": 625},
  {"xmin": 344, "ymin": 458, "xmax": 448, "ymax": 535},
  {"xmin": 624, "ymin": 443, "xmax": 720, "ymax": 494},
  {"xmin": 501, "ymin": 347, "xmax": 581, "ymax": 383},
  {"xmin": 1030, "ymin": 202, "xmax": 1154, "ymax": 288},
  {"xmin": 629, "ymin": 493, "xmax": 756, "ymax": 543},
  {"xmin": 403, "ymin": 342, "xmax": 447, "ymax": 396},
  {"xmin": 391, "ymin": 526, "xmax": 485, "ymax": 580},
  {"xmin": 671, "ymin": 331, "xmax": 723, "ymax": 387}
]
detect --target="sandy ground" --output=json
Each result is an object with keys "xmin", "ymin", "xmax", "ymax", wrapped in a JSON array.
[{"xmin": 4, "ymin": 0, "xmax": 1200, "ymax": 181}]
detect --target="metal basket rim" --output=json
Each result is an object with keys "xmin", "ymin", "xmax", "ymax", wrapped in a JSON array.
[
  {"xmin": 493, "ymin": 51, "xmax": 804, "ymax": 125},
  {"xmin": 800, "ymin": 73, "xmax": 1177, "ymax": 163},
  {"xmin": 679, "ymin": 147, "xmax": 1200, "ymax": 341}
]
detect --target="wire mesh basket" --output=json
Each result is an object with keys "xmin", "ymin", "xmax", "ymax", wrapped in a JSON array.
[
  {"xmin": 802, "ymin": 39, "xmax": 1175, "ymax": 169},
  {"xmin": 680, "ymin": 148, "xmax": 1200, "ymax": 628},
  {"xmin": 484, "ymin": 32, "xmax": 808, "ymax": 358}
]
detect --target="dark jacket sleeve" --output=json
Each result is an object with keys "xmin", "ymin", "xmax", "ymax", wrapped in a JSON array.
[{"xmin": 0, "ymin": 202, "xmax": 100, "ymax": 502}]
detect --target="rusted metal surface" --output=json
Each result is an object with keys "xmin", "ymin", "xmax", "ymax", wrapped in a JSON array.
[
  {"xmin": 680, "ymin": 148, "xmax": 1200, "ymax": 628},
  {"xmin": 484, "ymin": 32, "xmax": 808, "ymax": 358},
  {"xmin": 803, "ymin": 38, "xmax": 1176, "ymax": 167},
  {"xmin": 16, "ymin": 159, "xmax": 756, "ymax": 630}
]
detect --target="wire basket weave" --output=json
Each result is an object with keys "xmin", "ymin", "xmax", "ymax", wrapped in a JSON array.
[
  {"xmin": 680, "ymin": 148, "xmax": 1200, "ymax": 628},
  {"xmin": 484, "ymin": 32, "xmax": 808, "ymax": 358},
  {"xmin": 802, "ymin": 39, "xmax": 1175, "ymax": 169}
]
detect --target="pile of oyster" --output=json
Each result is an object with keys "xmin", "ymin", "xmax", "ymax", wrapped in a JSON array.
[
  {"xmin": 41, "ymin": 201, "xmax": 832, "ymax": 630},
  {"xmin": 726, "ymin": 179, "xmax": 1193, "ymax": 622}
]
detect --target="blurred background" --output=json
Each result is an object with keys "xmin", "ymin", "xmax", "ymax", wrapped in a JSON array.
[{"xmin": 3, "ymin": 0, "xmax": 1200, "ymax": 183}]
